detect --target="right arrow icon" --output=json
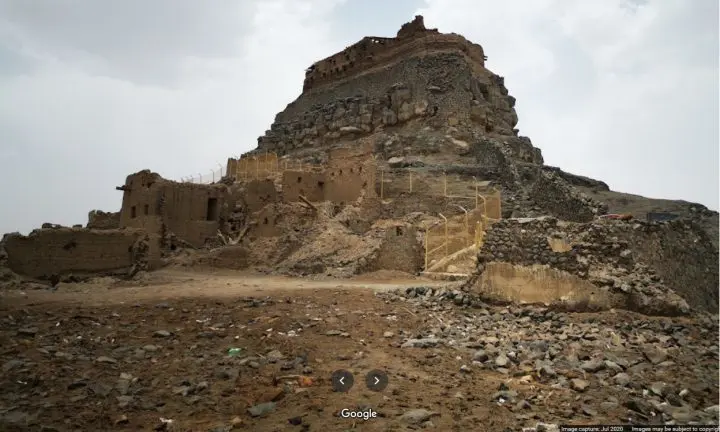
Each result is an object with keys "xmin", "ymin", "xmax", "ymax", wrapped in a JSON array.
[{"xmin": 365, "ymin": 369, "xmax": 389, "ymax": 392}]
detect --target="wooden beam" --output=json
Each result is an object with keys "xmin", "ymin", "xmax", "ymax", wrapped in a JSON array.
[{"xmin": 298, "ymin": 195, "xmax": 317, "ymax": 212}]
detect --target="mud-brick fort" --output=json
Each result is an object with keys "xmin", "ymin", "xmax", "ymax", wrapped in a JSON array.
[{"xmin": 1, "ymin": 16, "xmax": 717, "ymax": 318}]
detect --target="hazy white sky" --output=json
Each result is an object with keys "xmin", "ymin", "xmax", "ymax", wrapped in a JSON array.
[{"xmin": 0, "ymin": 0, "xmax": 717, "ymax": 234}]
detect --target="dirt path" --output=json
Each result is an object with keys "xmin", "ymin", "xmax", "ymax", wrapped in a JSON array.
[{"xmin": 0, "ymin": 269, "xmax": 448, "ymax": 307}]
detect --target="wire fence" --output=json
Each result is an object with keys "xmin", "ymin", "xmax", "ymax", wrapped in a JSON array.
[
  {"xmin": 179, "ymin": 152, "xmax": 320, "ymax": 184},
  {"xmin": 180, "ymin": 166, "xmax": 225, "ymax": 184}
]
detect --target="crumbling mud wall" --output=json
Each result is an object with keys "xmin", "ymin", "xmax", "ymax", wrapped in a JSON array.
[
  {"xmin": 3, "ymin": 228, "xmax": 160, "ymax": 279},
  {"xmin": 466, "ymin": 217, "xmax": 704, "ymax": 316},
  {"xmin": 193, "ymin": 245, "xmax": 251, "ymax": 270},
  {"xmin": 368, "ymin": 223, "xmax": 423, "ymax": 273},
  {"xmin": 118, "ymin": 170, "xmax": 235, "ymax": 248},
  {"xmin": 281, "ymin": 159, "xmax": 376, "ymax": 204},
  {"xmin": 282, "ymin": 170, "xmax": 326, "ymax": 202},
  {"xmin": 240, "ymin": 179, "xmax": 279, "ymax": 213},
  {"xmin": 86, "ymin": 210, "xmax": 120, "ymax": 230},
  {"xmin": 248, "ymin": 202, "xmax": 318, "ymax": 239}
]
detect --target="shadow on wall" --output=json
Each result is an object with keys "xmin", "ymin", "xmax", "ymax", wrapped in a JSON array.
[{"xmin": 472, "ymin": 262, "xmax": 613, "ymax": 310}]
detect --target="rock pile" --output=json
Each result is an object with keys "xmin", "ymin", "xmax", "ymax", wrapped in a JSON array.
[{"xmin": 379, "ymin": 286, "xmax": 720, "ymax": 426}]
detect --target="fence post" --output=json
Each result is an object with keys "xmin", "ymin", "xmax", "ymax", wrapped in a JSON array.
[
  {"xmin": 380, "ymin": 169, "xmax": 384, "ymax": 200},
  {"xmin": 409, "ymin": 170, "xmax": 413, "ymax": 193},
  {"xmin": 439, "ymin": 213, "xmax": 448, "ymax": 258},
  {"xmin": 472, "ymin": 176, "xmax": 478, "ymax": 209},
  {"xmin": 444, "ymin": 172, "xmax": 447, "ymax": 196},
  {"xmin": 424, "ymin": 226, "xmax": 429, "ymax": 271},
  {"xmin": 458, "ymin": 205, "xmax": 469, "ymax": 247}
]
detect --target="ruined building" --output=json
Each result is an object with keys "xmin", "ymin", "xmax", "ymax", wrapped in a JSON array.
[{"xmin": 116, "ymin": 170, "xmax": 234, "ymax": 248}]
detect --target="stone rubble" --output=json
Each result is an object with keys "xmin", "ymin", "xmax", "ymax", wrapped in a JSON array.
[{"xmin": 378, "ymin": 286, "xmax": 720, "ymax": 426}]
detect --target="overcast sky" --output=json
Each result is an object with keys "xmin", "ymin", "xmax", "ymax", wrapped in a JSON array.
[{"xmin": 0, "ymin": 0, "xmax": 717, "ymax": 235}]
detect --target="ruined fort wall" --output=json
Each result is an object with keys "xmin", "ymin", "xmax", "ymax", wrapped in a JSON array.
[
  {"xmin": 468, "ymin": 217, "xmax": 707, "ymax": 316},
  {"xmin": 257, "ymin": 53, "xmax": 518, "ymax": 156},
  {"xmin": 240, "ymin": 179, "xmax": 280, "ymax": 213},
  {"xmin": 368, "ymin": 224, "xmax": 423, "ymax": 273},
  {"xmin": 526, "ymin": 170, "xmax": 608, "ymax": 222},
  {"xmin": 4, "ymin": 228, "xmax": 160, "ymax": 279},
  {"xmin": 282, "ymin": 170, "xmax": 326, "ymax": 203},
  {"xmin": 119, "ymin": 171, "xmax": 233, "ymax": 247},
  {"xmin": 303, "ymin": 32, "xmax": 485, "ymax": 92},
  {"xmin": 625, "ymin": 220, "xmax": 719, "ymax": 313},
  {"xmin": 87, "ymin": 210, "xmax": 120, "ymax": 230}
]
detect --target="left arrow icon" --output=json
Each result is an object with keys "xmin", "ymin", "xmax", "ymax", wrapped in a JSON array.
[{"xmin": 331, "ymin": 370, "xmax": 354, "ymax": 392}]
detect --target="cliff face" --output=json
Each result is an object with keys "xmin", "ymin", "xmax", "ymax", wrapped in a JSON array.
[{"xmin": 255, "ymin": 16, "xmax": 527, "ymax": 161}]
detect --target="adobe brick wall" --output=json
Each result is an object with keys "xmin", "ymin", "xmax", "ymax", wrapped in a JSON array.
[
  {"xmin": 118, "ymin": 170, "xmax": 235, "ymax": 248},
  {"xmin": 4, "ymin": 228, "xmax": 160, "ymax": 279},
  {"xmin": 368, "ymin": 224, "xmax": 423, "ymax": 273},
  {"xmin": 281, "ymin": 160, "xmax": 376, "ymax": 205},
  {"xmin": 240, "ymin": 179, "xmax": 280, "ymax": 213},
  {"xmin": 86, "ymin": 210, "xmax": 120, "ymax": 229}
]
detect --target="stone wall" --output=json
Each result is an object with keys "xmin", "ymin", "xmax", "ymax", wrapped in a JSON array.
[
  {"xmin": 466, "ymin": 217, "xmax": 715, "ymax": 316},
  {"xmin": 624, "ymin": 219, "xmax": 719, "ymax": 313},
  {"xmin": 86, "ymin": 210, "xmax": 120, "ymax": 230},
  {"xmin": 118, "ymin": 170, "xmax": 235, "ymax": 248},
  {"xmin": 3, "ymin": 228, "xmax": 160, "ymax": 279},
  {"xmin": 528, "ymin": 170, "xmax": 608, "ymax": 222}
]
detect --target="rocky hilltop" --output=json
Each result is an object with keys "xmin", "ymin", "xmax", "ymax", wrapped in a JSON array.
[
  {"xmin": 244, "ymin": 15, "xmax": 718, "ymax": 313},
  {"xmin": 253, "ymin": 15, "xmax": 716, "ymax": 226},
  {"xmin": 1, "ymin": 16, "xmax": 717, "ymax": 317}
]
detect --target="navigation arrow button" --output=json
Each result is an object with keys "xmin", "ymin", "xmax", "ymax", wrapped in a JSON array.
[
  {"xmin": 365, "ymin": 369, "xmax": 388, "ymax": 392},
  {"xmin": 331, "ymin": 369, "xmax": 354, "ymax": 392}
]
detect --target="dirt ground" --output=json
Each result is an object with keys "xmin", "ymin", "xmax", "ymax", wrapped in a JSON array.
[{"xmin": 0, "ymin": 270, "xmax": 717, "ymax": 431}]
